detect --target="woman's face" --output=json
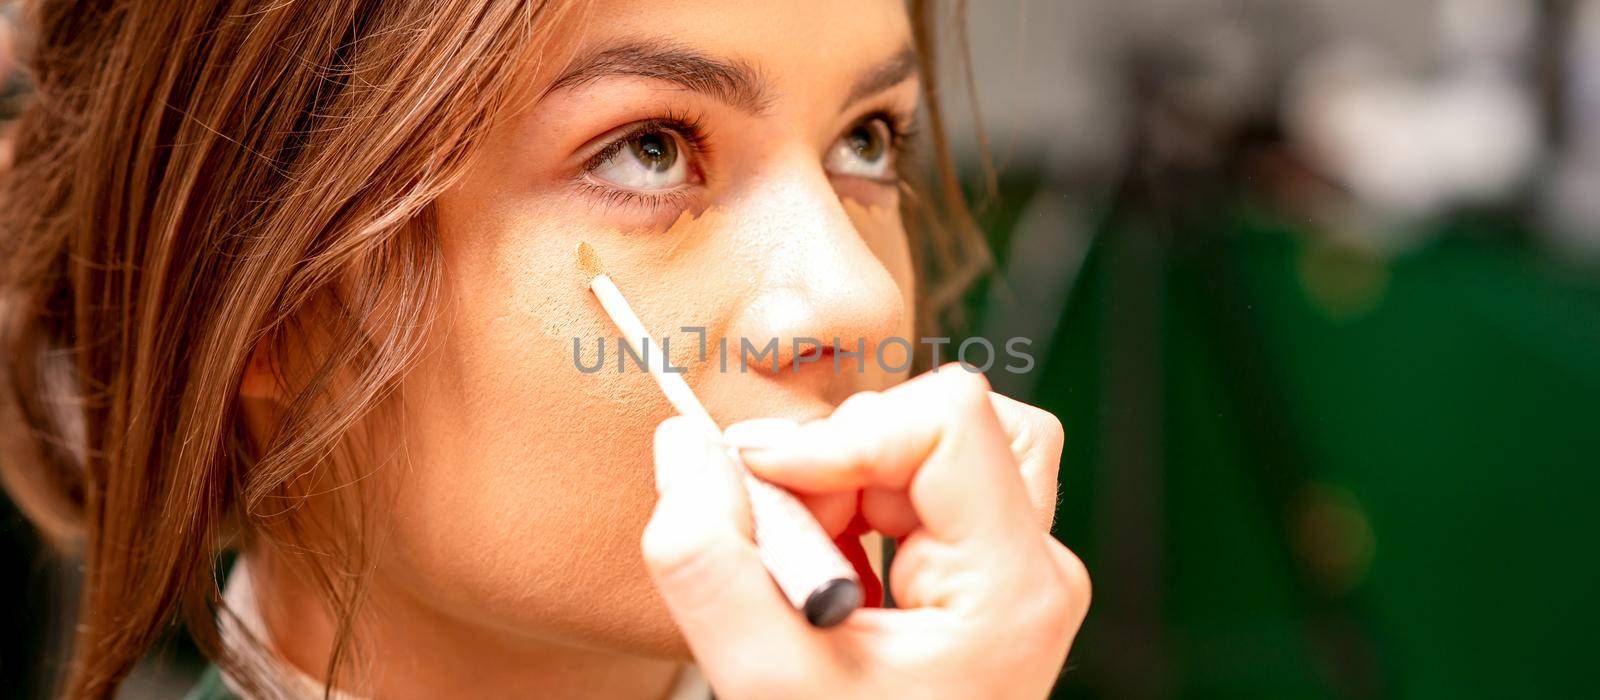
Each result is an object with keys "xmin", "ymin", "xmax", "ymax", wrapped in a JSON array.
[{"xmin": 374, "ymin": 0, "xmax": 918, "ymax": 658}]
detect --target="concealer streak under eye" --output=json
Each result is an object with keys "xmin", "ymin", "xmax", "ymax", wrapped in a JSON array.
[
  {"xmin": 648, "ymin": 206, "xmax": 734, "ymax": 262},
  {"xmin": 583, "ymin": 197, "xmax": 902, "ymax": 374},
  {"xmin": 576, "ymin": 207, "xmax": 741, "ymax": 379},
  {"xmin": 618, "ymin": 196, "xmax": 913, "ymax": 332}
]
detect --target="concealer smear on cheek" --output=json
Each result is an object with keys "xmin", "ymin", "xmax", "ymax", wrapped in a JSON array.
[{"xmin": 637, "ymin": 206, "xmax": 749, "ymax": 380}]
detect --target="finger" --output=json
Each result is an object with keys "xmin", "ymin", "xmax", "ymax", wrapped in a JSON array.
[
  {"xmin": 860, "ymin": 487, "xmax": 918, "ymax": 539},
  {"xmin": 730, "ymin": 367, "xmax": 1036, "ymax": 546},
  {"xmin": 724, "ymin": 418, "xmax": 859, "ymax": 536},
  {"xmin": 1044, "ymin": 535, "xmax": 1093, "ymax": 629},
  {"xmin": 987, "ymin": 393, "xmax": 1064, "ymax": 531},
  {"xmin": 851, "ymin": 395, "xmax": 1063, "ymax": 538},
  {"xmin": 799, "ymin": 490, "xmax": 860, "ymax": 537},
  {"xmin": 641, "ymin": 417, "xmax": 816, "ymax": 666}
]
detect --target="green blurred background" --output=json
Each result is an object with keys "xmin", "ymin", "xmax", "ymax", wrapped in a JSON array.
[
  {"xmin": 1009, "ymin": 177, "xmax": 1600, "ymax": 698},
  {"xmin": 4, "ymin": 0, "xmax": 1600, "ymax": 697},
  {"xmin": 938, "ymin": 1, "xmax": 1600, "ymax": 696}
]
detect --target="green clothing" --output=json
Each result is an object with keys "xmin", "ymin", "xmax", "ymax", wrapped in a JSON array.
[{"xmin": 183, "ymin": 665, "xmax": 242, "ymax": 700}]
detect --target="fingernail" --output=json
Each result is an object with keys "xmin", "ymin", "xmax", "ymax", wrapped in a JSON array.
[{"xmin": 722, "ymin": 418, "xmax": 801, "ymax": 452}]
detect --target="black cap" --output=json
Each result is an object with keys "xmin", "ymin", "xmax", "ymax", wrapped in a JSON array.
[{"xmin": 803, "ymin": 578, "xmax": 863, "ymax": 628}]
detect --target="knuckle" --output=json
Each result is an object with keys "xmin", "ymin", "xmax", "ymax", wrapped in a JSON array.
[
  {"xmin": 952, "ymin": 364, "xmax": 993, "ymax": 395},
  {"xmin": 828, "ymin": 390, "xmax": 896, "ymax": 475},
  {"xmin": 986, "ymin": 538, "xmax": 1074, "ymax": 639},
  {"xmin": 1012, "ymin": 583, "xmax": 1074, "ymax": 650},
  {"xmin": 1034, "ymin": 410, "xmax": 1065, "ymax": 455},
  {"xmin": 937, "ymin": 368, "xmax": 993, "ymax": 414},
  {"xmin": 1007, "ymin": 410, "xmax": 1064, "ymax": 532},
  {"xmin": 1011, "ymin": 406, "xmax": 1064, "ymax": 459},
  {"xmin": 1012, "ymin": 537, "xmax": 1092, "ymax": 649},
  {"xmin": 1047, "ymin": 539, "xmax": 1093, "ymax": 622}
]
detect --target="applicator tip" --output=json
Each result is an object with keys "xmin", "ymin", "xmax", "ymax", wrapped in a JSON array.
[{"xmin": 576, "ymin": 241, "xmax": 605, "ymax": 282}]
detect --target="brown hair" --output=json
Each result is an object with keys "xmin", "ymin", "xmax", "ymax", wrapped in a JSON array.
[{"xmin": 0, "ymin": 0, "xmax": 987, "ymax": 697}]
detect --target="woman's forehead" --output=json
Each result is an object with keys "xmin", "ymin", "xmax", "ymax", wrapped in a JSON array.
[{"xmin": 530, "ymin": 0, "xmax": 915, "ymax": 99}]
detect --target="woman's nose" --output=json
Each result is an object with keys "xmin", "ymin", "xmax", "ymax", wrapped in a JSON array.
[{"xmin": 720, "ymin": 165, "xmax": 907, "ymax": 377}]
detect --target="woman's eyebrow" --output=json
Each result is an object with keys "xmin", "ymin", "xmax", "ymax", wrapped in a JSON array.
[
  {"xmin": 842, "ymin": 45, "xmax": 920, "ymax": 109},
  {"xmin": 543, "ymin": 40, "xmax": 773, "ymax": 114}
]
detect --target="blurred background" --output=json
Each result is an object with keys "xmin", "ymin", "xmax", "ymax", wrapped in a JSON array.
[{"xmin": 4, "ymin": 0, "xmax": 1599, "ymax": 697}]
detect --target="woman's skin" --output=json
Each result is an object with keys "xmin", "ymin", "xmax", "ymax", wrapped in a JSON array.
[{"xmin": 239, "ymin": 0, "xmax": 1088, "ymax": 697}]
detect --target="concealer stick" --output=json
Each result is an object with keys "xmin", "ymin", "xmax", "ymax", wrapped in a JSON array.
[{"xmin": 576, "ymin": 242, "xmax": 862, "ymax": 628}]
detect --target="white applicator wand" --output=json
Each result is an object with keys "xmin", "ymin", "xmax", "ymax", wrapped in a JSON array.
[{"xmin": 575, "ymin": 242, "xmax": 863, "ymax": 627}]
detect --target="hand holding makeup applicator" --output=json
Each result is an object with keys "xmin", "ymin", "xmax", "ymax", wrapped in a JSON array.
[{"xmin": 576, "ymin": 242, "xmax": 863, "ymax": 628}]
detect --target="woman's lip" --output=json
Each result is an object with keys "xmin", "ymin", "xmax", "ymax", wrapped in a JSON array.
[{"xmin": 697, "ymin": 371, "xmax": 844, "ymax": 428}]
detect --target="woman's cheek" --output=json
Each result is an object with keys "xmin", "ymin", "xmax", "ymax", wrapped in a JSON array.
[
  {"xmin": 369, "ymin": 207, "xmax": 691, "ymax": 655},
  {"xmin": 382, "ymin": 329, "xmax": 688, "ymax": 654}
]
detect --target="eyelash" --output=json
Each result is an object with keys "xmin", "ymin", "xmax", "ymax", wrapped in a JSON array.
[
  {"xmin": 868, "ymin": 109, "xmax": 918, "ymax": 155},
  {"xmin": 858, "ymin": 107, "xmax": 920, "ymax": 182},
  {"xmin": 573, "ymin": 182, "xmax": 699, "ymax": 211},
  {"xmin": 577, "ymin": 107, "xmax": 917, "ymax": 212},
  {"xmin": 579, "ymin": 109, "xmax": 713, "ymax": 175}
]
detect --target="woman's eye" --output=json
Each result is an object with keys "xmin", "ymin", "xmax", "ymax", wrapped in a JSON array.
[
  {"xmin": 589, "ymin": 128, "xmax": 689, "ymax": 191},
  {"xmin": 825, "ymin": 117, "xmax": 895, "ymax": 181}
]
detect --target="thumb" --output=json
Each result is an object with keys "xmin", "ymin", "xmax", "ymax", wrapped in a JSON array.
[{"xmin": 642, "ymin": 417, "xmax": 817, "ymax": 670}]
